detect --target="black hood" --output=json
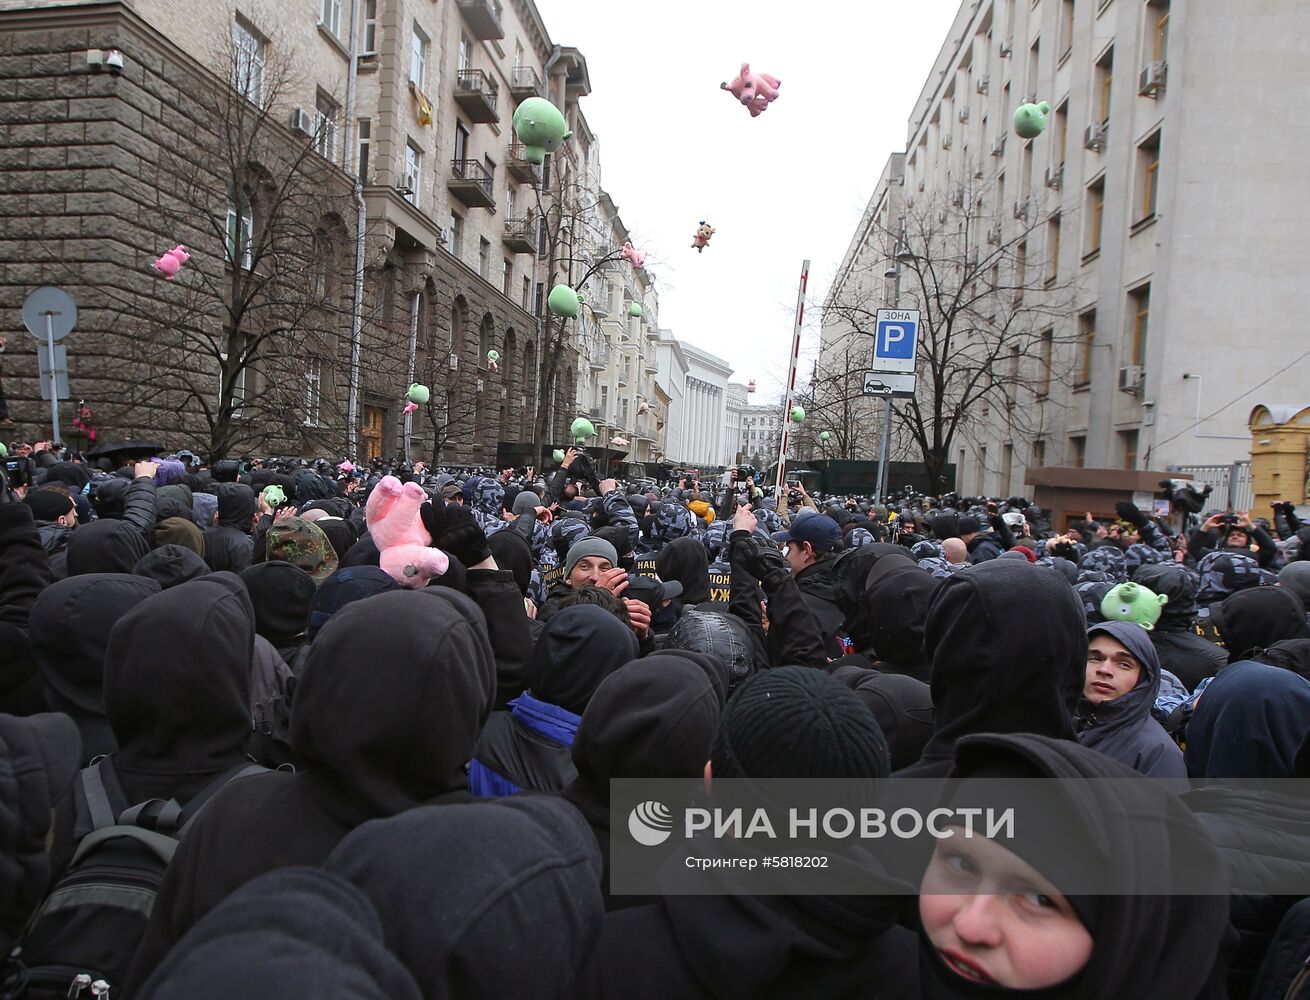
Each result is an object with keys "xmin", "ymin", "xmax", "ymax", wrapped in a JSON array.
[
  {"xmin": 155, "ymin": 484, "xmax": 195, "ymax": 523},
  {"xmin": 291, "ymin": 588, "xmax": 496, "ymax": 815},
  {"xmin": 527, "ymin": 605, "xmax": 638, "ymax": 715},
  {"xmin": 306, "ymin": 566, "xmax": 400, "ymax": 638},
  {"xmin": 215, "ymin": 482, "xmax": 257, "ymax": 531},
  {"xmin": 913, "ymin": 560, "xmax": 1086, "ymax": 771},
  {"xmin": 921, "ymin": 733, "xmax": 1231, "ymax": 1000},
  {"xmin": 326, "ymin": 797, "xmax": 604, "ymax": 1000},
  {"xmin": 660, "ymin": 649, "xmax": 731, "ymax": 705},
  {"xmin": 1185, "ymin": 660, "xmax": 1310, "ymax": 780},
  {"xmin": 1211, "ymin": 586, "xmax": 1310, "ymax": 663},
  {"xmin": 1254, "ymin": 638, "xmax": 1310, "ymax": 681},
  {"xmin": 132, "ymin": 544, "xmax": 210, "ymax": 589},
  {"xmin": 563, "ymin": 656, "xmax": 720, "ymax": 824},
  {"xmin": 103, "ymin": 573, "xmax": 254, "ymax": 779},
  {"xmin": 0, "ymin": 714, "xmax": 80, "ymax": 955},
  {"xmin": 864, "ymin": 552, "xmax": 935, "ymax": 680},
  {"xmin": 29, "ymin": 573, "xmax": 161, "ymax": 763},
  {"xmin": 655, "ymin": 536, "xmax": 711, "ymax": 604},
  {"xmin": 665, "ymin": 609, "xmax": 765, "ymax": 694},
  {"xmin": 313, "ymin": 517, "xmax": 358, "ymax": 564},
  {"xmin": 134, "ymin": 868, "xmax": 421, "ymax": 1000},
  {"xmin": 240, "ymin": 561, "xmax": 315, "ymax": 645},
  {"xmin": 1130, "ymin": 562, "xmax": 1198, "ymax": 630},
  {"xmin": 838, "ymin": 667, "xmax": 934, "ymax": 771},
  {"xmin": 486, "ymin": 529, "xmax": 532, "ymax": 596},
  {"xmin": 829, "ymin": 543, "xmax": 907, "ymax": 650},
  {"xmin": 65, "ymin": 519, "xmax": 150, "ymax": 576}
]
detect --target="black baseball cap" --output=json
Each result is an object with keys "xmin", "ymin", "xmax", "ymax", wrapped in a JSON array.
[
  {"xmin": 626, "ymin": 574, "xmax": 684, "ymax": 610},
  {"xmin": 773, "ymin": 514, "xmax": 841, "ymax": 552}
]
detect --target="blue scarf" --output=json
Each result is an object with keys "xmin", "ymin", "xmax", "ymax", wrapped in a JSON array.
[{"xmin": 510, "ymin": 691, "xmax": 580, "ymax": 746}]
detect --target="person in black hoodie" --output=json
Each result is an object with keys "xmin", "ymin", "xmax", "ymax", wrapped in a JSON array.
[
  {"xmin": 561, "ymin": 655, "xmax": 721, "ymax": 910},
  {"xmin": 0, "ymin": 713, "xmax": 80, "ymax": 973},
  {"xmin": 831, "ymin": 665, "xmax": 935, "ymax": 771},
  {"xmin": 470, "ymin": 605, "xmax": 637, "ymax": 796},
  {"xmin": 325, "ymin": 797, "xmax": 604, "ymax": 1000},
  {"xmin": 919, "ymin": 733, "xmax": 1232, "ymax": 999},
  {"xmin": 64, "ymin": 518, "xmax": 150, "ymax": 576},
  {"xmin": 1211, "ymin": 586, "xmax": 1310, "ymax": 664},
  {"xmin": 204, "ymin": 482, "xmax": 257, "ymax": 573},
  {"xmin": 132, "ymin": 544, "xmax": 210, "ymax": 590},
  {"xmin": 863, "ymin": 551, "xmax": 937, "ymax": 682},
  {"xmin": 125, "ymin": 587, "xmax": 496, "ymax": 991},
  {"xmin": 896, "ymin": 560, "xmax": 1087, "ymax": 778},
  {"xmin": 239, "ymin": 561, "xmax": 316, "ymax": 662},
  {"xmin": 655, "ymin": 535, "xmax": 712, "ymax": 606},
  {"xmin": 0, "ymin": 502, "xmax": 56, "ymax": 715},
  {"xmin": 578, "ymin": 667, "xmax": 918, "ymax": 1000},
  {"xmin": 1131, "ymin": 562, "xmax": 1226, "ymax": 690},
  {"xmin": 134, "ymin": 868, "xmax": 421, "ymax": 1000},
  {"xmin": 28, "ymin": 573, "xmax": 161, "ymax": 765}
]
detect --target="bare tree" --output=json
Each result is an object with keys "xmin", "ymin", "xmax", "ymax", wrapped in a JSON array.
[{"xmin": 822, "ymin": 178, "xmax": 1080, "ymax": 489}]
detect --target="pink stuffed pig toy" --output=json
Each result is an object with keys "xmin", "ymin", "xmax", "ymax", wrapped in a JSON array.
[
  {"xmin": 622, "ymin": 241, "xmax": 645, "ymax": 270},
  {"xmin": 366, "ymin": 475, "xmax": 449, "ymax": 588},
  {"xmin": 721, "ymin": 63, "xmax": 781, "ymax": 117},
  {"xmin": 152, "ymin": 244, "xmax": 190, "ymax": 280}
]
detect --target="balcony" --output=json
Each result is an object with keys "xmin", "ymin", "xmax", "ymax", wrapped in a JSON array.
[
  {"xmin": 502, "ymin": 217, "xmax": 536, "ymax": 254},
  {"xmin": 507, "ymin": 144, "xmax": 542, "ymax": 184},
  {"xmin": 509, "ymin": 65, "xmax": 543, "ymax": 100},
  {"xmin": 453, "ymin": 69, "xmax": 499, "ymax": 123},
  {"xmin": 447, "ymin": 158, "xmax": 496, "ymax": 208},
  {"xmin": 456, "ymin": 0, "xmax": 504, "ymax": 40}
]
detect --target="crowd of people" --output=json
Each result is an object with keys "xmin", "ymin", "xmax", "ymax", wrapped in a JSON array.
[{"xmin": 1, "ymin": 436, "xmax": 1309, "ymax": 999}]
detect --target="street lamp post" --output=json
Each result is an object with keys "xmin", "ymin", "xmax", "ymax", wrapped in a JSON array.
[{"xmin": 876, "ymin": 240, "xmax": 913, "ymax": 501}]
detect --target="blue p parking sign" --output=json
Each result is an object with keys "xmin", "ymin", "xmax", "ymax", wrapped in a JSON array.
[{"xmin": 872, "ymin": 309, "xmax": 920, "ymax": 373}]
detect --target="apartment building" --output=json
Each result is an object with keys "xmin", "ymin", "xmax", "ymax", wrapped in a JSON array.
[
  {"xmin": 0, "ymin": 0, "xmax": 641, "ymax": 463},
  {"xmin": 821, "ymin": 0, "xmax": 1310, "ymax": 496}
]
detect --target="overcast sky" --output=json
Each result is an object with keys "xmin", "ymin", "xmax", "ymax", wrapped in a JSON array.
[{"xmin": 534, "ymin": 0, "xmax": 963, "ymax": 398}]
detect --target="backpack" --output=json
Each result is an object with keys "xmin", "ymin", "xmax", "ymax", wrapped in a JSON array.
[{"xmin": 14, "ymin": 758, "xmax": 265, "ymax": 999}]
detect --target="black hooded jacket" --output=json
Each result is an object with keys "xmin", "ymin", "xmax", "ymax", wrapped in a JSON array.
[
  {"xmin": 0, "ymin": 504, "xmax": 56, "ymax": 714},
  {"xmin": 655, "ymin": 536, "xmax": 712, "ymax": 605},
  {"xmin": 863, "ymin": 553, "xmax": 935, "ymax": 682},
  {"xmin": 1211, "ymin": 587, "xmax": 1310, "ymax": 664},
  {"xmin": 561, "ymin": 656, "xmax": 720, "ymax": 910},
  {"xmin": 126, "ymin": 587, "xmax": 496, "ymax": 991},
  {"xmin": 29, "ymin": 573, "xmax": 161, "ymax": 765},
  {"xmin": 65, "ymin": 518, "xmax": 151, "ymax": 577},
  {"xmin": 920, "ymin": 734, "xmax": 1233, "ymax": 1000},
  {"xmin": 134, "ymin": 868, "xmax": 421, "ymax": 1000},
  {"xmin": 204, "ymin": 483, "xmax": 256, "ymax": 573},
  {"xmin": 1131, "ymin": 563, "xmax": 1226, "ymax": 690},
  {"xmin": 326, "ymin": 798, "xmax": 605, "ymax": 1000},
  {"xmin": 896, "ymin": 560, "xmax": 1087, "ymax": 778}
]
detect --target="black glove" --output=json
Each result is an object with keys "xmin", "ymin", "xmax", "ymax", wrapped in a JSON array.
[
  {"xmin": 419, "ymin": 501, "xmax": 491, "ymax": 567},
  {"xmin": 1115, "ymin": 501, "xmax": 1148, "ymax": 529},
  {"xmin": 731, "ymin": 529, "xmax": 790, "ymax": 590}
]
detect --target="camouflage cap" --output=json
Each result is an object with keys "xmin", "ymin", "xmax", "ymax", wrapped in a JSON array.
[
  {"xmin": 1123, "ymin": 542, "xmax": 1167, "ymax": 575},
  {"xmin": 701, "ymin": 520, "xmax": 731, "ymax": 558},
  {"xmin": 1078, "ymin": 545, "xmax": 1127, "ymax": 582},
  {"xmin": 265, "ymin": 516, "xmax": 339, "ymax": 584},
  {"xmin": 1196, "ymin": 549, "xmax": 1264, "ymax": 607},
  {"xmin": 911, "ymin": 539, "xmax": 944, "ymax": 561},
  {"xmin": 653, "ymin": 501, "xmax": 696, "ymax": 546}
]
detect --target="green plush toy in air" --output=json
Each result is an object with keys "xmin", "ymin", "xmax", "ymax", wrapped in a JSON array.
[
  {"xmin": 512, "ymin": 97, "xmax": 572, "ymax": 165},
  {"xmin": 1100, "ymin": 581, "xmax": 1169, "ymax": 631},
  {"xmin": 548, "ymin": 284, "xmax": 582, "ymax": 318},
  {"xmin": 406, "ymin": 383, "xmax": 430, "ymax": 405},
  {"xmin": 1013, "ymin": 100, "xmax": 1051, "ymax": 139},
  {"xmin": 262, "ymin": 484, "xmax": 286, "ymax": 509}
]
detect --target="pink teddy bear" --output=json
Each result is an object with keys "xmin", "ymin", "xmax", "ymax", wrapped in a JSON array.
[
  {"xmin": 721, "ymin": 63, "xmax": 781, "ymax": 117},
  {"xmin": 365, "ymin": 475, "xmax": 449, "ymax": 588},
  {"xmin": 152, "ymin": 244, "xmax": 190, "ymax": 280},
  {"xmin": 621, "ymin": 241, "xmax": 645, "ymax": 270}
]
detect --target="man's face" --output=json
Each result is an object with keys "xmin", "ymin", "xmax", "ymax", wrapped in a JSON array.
[
  {"xmin": 783, "ymin": 540, "xmax": 815, "ymax": 574},
  {"xmin": 1084, "ymin": 634, "xmax": 1142, "ymax": 704},
  {"xmin": 57, "ymin": 503, "xmax": 77, "ymax": 528},
  {"xmin": 1227, "ymin": 528, "xmax": 1250, "ymax": 549},
  {"xmin": 568, "ymin": 556, "xmax": 612, "ymax": 589},
  {"xmin": 563, "ymin": 485, "xmax": 578, "ymax": 502}
]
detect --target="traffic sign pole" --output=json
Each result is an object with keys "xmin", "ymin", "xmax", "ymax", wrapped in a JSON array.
[
  {"xmin": 876, "ymin": 394, "xmax": 892, "ymax": 503},
  {"xmin": 44, "ymin": 314, "xmax": 60, "ymax": 442}
]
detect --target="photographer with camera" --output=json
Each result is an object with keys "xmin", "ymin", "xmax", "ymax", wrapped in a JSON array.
[{"xmin": 1187, "ymin": 508, "xmax": 1279, "ymax": 569}]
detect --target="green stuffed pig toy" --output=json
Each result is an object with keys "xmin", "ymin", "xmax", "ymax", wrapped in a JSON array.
[
  {"xmin": 1100, "ymin": 582, "xmax": 1169, "ymax": 631},
  {"xmin": 1013, "ymin": 101, "xmax": 1051, "ymax": 139},
  {"xmin": 512, "ymin": 97, "xmax": 572, "ymax": 165}
]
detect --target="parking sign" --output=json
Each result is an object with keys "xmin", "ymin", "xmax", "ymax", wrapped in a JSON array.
[{"xmin": 872, "ymin": 309, "xmax": 920, "ymax": 373}]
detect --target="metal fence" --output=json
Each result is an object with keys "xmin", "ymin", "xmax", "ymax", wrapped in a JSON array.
[{"xmin": 1169, "ymin": 461, "xmax": 1253, "ymax": 512}]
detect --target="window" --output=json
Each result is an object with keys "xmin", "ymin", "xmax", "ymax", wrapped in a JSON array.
[
  {"xmin": 458, "ymin": 33, "xmax": 472, "ymax": 72},
  {"xmin": 599, "ymin": 384, "xmax": 609, "ymax": 416},
  {"xmin": 479, "ymin": 315, "xmax": 494, "ymax": 363},
  {"xmin": 1021, "ymin": 140, "xmax": 1033, "ymax": 193},
  {"xmin": 1120, "ymin": 429, "xmax": 1139, "ymax": 469},
  {"xmin": 1137, "ymin": 130, "xmax": 1161, "ymax": 222},
  {"xmin": 534, "ymin": 282, "xmax": 544, "ymax": 316},
  {"xmin": 1033, "ymin": 439, "xmax": 1047, "ymax": 467},
  {"xmin": 1096, "ymin": 47, "xmax": 1113, "ymax": 125},
  {"xmin": 304, "ymin": 357, "xmax": 322, "ymax": 425},
  {"xmin": 362, "ymin": 0, "xmax": 378, "ymax": 52},
  {"xmin": 356, "ymin": 118, "xmax": 371, "ymax": 180},
  {"xmin": 226, "ymin": 189, "xmax": 253, "ymax": 270},
  {"xmin": 1150, "ymin": 1, "xmax": 1170, "ymax": 61},
  {"xmin": 454, "ymin": 122, "xmax": 469, "ymax": 163},
  {"xmin": 1025, "ymin": 38, "xmax": 1040, "ymax": 100},
  {"xmin": 1128, "ymin": 283, "xmax": 1150, "ymax": 366},
  {"xmin": 310, "ymin": 231, "xmax": 332, "ymax": 301},
  {"xmin": 402, "ymin": 141, "xmax": 421, "ymax": 205},
  {"xmin": 449, "ymin": 212, "xmax": 464, "ymax": 257},
  {"xmin": 232, "ymin": 18, "xmax": 265, "ymax": 104},
  {"xmin": 410, "ymin": 25, "xmax": 428, "ymax": 88},
  {"xmin": 514, "ymin": 42, "xmax": 525, "ymax": 70},
  {"xmin": 313, "ymin": 91, "xmax": 337, "ymax": 161},
  {"xmin": 1039, "ymin": 329, "xmax": 1054, "ymax": 396},
  {"xmin": 521, "ymin": 276, "xmax": 531, "ymax": 311},
  {"xmin": 1085, "ymin": 177, "xmax": 1105, "ymax": 257},
  {"xmin": 995, "ymin": 171, "xmax": 1006, "ymax": 214},
  {"xmin": 978, "ymin": 446, "xmax": 988, "ymax": 494},
  {"xmin": 1070, "ymin": 434, "xmax": 1086, "ymax": 468},
  {"xmin": 1058, "ymin": 0, "xmax": 1075, "ymax": 60},
  {"xmin": 1001, "ymin": 444, "xmax": 1014, "ymax": 492},
  {"xmin": 506, "ymin": 185, "xmax": 516, "ymax": 221},
  {"xmin": 502, "ymin": 259, "xmax": 513, "ymax": 296},
  {"xmin": 478, "ymin": 237, "xmax": 491, "ymax": 279},
  {"xmin": 1055, "ymin": 101, "xmax": 1069, "ymax": 166},
  {"xmin": 219, "ymin": 349, "xmax": 247, "ymax": 417},
  {"xmin": 1046, "ymin": 214, "xmax": 1061, "ymax": 284},
  {"xmin": 1014, "ymin": 241, "xmax": 1027, "ymax": 303},
  {"xmin": 620, "ymin": 397, "xmax": 629, "ymax": 427},
  {"xmin": 483, "ymin": 153, "xmax": 496, "ymax": 188},
  {"xmin": 1078, "ymin": 309, "xmax": 1096, "ymax": 384},
  {"xmin": 319, "ymin": 0, "xmax": 341, "ymax": 37}
]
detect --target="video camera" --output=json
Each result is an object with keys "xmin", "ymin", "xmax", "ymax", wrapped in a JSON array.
[
  {"xmin": 1159, "ymin": 478, "xmax": 1212, "ymax": 515},
  {"xmin": 568, "ymin": 447, "xmax": 602, "ymax": 495}
]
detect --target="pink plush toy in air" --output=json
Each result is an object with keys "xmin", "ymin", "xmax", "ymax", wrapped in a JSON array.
[
  {"xmin": 402, "ymin": 401, "xmax": 419, "ymax": 415},
  {"xmin": 721, "ymin": 63, "xmax": 781, "ymax": 117},
  {"xmin": 691, "ymin": 221, "xmax": 715, "ymax": 252},
  {"xmin": 152, "ymin": 244, "xmax": 190, "ymax": 280},
  {"xmin": 621, "ymin": 241, "xmax": 645, "ymax": 270},
  {"xmin": 366, "ymin": 474, "xmax": 449, "ymax": 588}
]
